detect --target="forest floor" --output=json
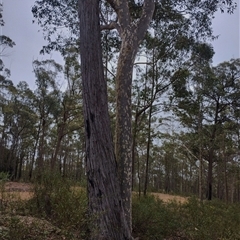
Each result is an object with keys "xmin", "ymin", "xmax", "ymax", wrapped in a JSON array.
[
  {"xmin": 0, "ymin": 182, "xmax": 187, "ymax": 239},
  {"xmin": 2, "ymin": 181, "xmax": 187, "ymax": 203},
  {"xmin": 2, "ymin": 181, "xmax": 34, "ymax": 200}
]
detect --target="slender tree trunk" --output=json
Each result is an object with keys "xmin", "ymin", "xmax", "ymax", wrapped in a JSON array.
[
  {"xmin": 207, "ymin": 150, "xmax": 213, "ymax": 200},
  {"xmin": 132, "ymin": 109, "xmax": 138, "ymax": 190},
  {"xmin": 224, "ymin": 159, "xmax": 229, "ymax": 202},
  {"xmin": 222, "ymin": 134, "xmax": 229, "ymax": 203},
  {"xmin": 199, "ymin": 148, "xmax": 203, "ymax": 200},
  {"xmin": 198, "ymin": 108, "xmax": 203, "ymax": 201},
  {"xmin": 143, "ymin": 93, "xmax": 154, "ymax": 195},
  {"xmin": 206, "ymin": 103, "xmax": 219, "ymax": 200},
  {"xmin": 78, "ymin": 1, "xmax": 132, "ymax": 239},
  {"xmin": 143, "ymin": 105, "xmax": 152, "ymax": 196},
  {"xmin": 37, "ymin": 117, "xmax": 46, "ymax": 179},
  {"xmin": 29, "ymin": 125, "xmax": 40, "ymax": 181},
  {"xmin": 115, "ymin": 0, "xmax": 155, "ymax": 226},
  {"xmin": 137, "ymin": 153, "xmax": 141, "ymax": 197},
  {"xmin": 115, "ymin": 42, "xmax": 136, "ymax": 228},
  {"xmin": 17, "ymin": 152, "xmax": 24, "ymax": 180},
  {"xmin": 51, "ymin": 110, "xmax": 67, "ymax": 171}
]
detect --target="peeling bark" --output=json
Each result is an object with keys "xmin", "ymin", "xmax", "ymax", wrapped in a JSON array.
[{"xmin": 114, "ymin": 0, "xmax": 155, "ymax": 229}]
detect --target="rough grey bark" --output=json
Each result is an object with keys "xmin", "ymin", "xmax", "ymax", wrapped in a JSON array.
[
  {"xmin": 78, "ymin": 0, "xmax": 132, "ymax": 239},
  {"xmin": 105, "ymin": 0, "xmax": 155, "ymax": 228}
]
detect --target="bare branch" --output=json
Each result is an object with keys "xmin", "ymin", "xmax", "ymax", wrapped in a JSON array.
[
  {"xmin": 133, "ymin": 61, "xmax": 152, "ymax": 65},
  {"xmin": 104, "ymin": 66, "xmax": 116, "ymax": 78}
]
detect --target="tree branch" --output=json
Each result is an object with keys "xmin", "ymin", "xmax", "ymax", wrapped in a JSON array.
[
  {"xmin": 115, "ymin": 0, "xmax": 131, "ymax": 30},
  {"xmin": 136, "ymin": 0, "xmax": 155, "ymax": 41},
  {"xmin": 100, "ymin": 20, "xmax": 121, "ymax": 33},
  {"xmin": 106, "ymin": 0, "xmax": 119, "ymax": 13},
  {"xmin": 105, "ymin": 0, "xmax": 130, "ymax": 35}
]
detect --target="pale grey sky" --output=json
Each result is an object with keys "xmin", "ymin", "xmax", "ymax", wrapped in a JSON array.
[
  {"xmin": 1, "ymin": 0, "xmax": 240, "ymax": 89},
  {"xmin": 212, "ymin": 5, "xmax": 239, "ymax": 64},
  {"xmin": 2, "ymin": 0, "xmax": 63, "ymax": 89}
]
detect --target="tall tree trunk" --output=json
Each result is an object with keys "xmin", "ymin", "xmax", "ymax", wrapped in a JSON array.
[
  {"xmin": 224, "ymin": 158, "xmax": 229, "ymax": 202},
  {"xmin": 51, "ymin": 108, "xmax": 67, "ymax": 171},
  {"xmin": 78, "ymin": 1, "xmax": 132, "ymax": 239},
  {"xmin": 143, "ymin": 104, "xmax": 152, "ymax": 196},
  {"xmin": 115, "ymin": 42, "xmax": 136, "ymax": 229},
  {"xmin": 37, "ymin": 117, "xmax": 46, "ymax": 179},
  {"xmin": 206, "ymin": 103, "xmax": 220, "ymax": 200},
  {"xmin": 132, "ymin": 108, "xmax": 138, "ymax": 190},
  {"xmin": 198, "ymin": 106, "xmax": 203, "ymax": 201},
  {"xmin": 17, "ymin": 152, "xmax": 24, "ymax": 180},
  {"xmin": 143, "ymin": 50, "xmax": 156, "ymax": 196},
  {"xmin": 113, "ymin": 0, "xmax": 155, "ymax": 228},
  {"xmin": 207, "ymin": 150, "xmax": 213, "ymax": 200}
]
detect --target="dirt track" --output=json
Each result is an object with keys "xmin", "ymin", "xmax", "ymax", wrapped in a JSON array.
[
  {"xmin": 1, "ymin": 182, "xmax": 186, "ymax": 203},
  {"xmin": 1, "ymin": 182, "xmax": 33, "ymax": 200}
]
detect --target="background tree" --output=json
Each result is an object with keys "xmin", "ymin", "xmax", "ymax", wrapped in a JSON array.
[{"xmin": 171, "ymin": 58, "xmax": 240, "ymax": 200}]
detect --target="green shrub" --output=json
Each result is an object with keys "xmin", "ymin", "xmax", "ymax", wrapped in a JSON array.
[
  {"xmin": 0, "ymin": 172, "xmax": 11, "ymax": 213},
  {"xmin": 26, "ymin": 171, "xmax": 88, "ymax": 239},
  {"xmin": 132, "ymin": 194, "xmax": 240, "ymax": 240},
  {"xmin": 180, "ymin": 197, "xmax": 240, "ymax": 240},
  {"xmin": 132, "ymin": 194, "xmax": 181, "ymax": 239}
]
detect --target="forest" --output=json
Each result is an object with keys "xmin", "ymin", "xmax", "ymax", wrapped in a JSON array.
[{"xmin": 1, "ymin": 0, "xmax": 240, "ymax": 239}]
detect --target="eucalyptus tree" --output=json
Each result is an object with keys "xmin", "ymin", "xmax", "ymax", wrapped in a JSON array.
[
  {"xmin": 0, "ymin": 84, "xmax": 16, "ymax": 175},
  {"xmin": 9, "ymin": 82, "xmax": 37, "ymax": 180},
  {"xmin": 32, "ymin": 0, "xmax": 236, "ymax": 235},
  {"xmin": 131, "ymin": 35, "xmax": 214, "ymax": 195},
  {"xmin": 79, "ymin": 0, "xmax": 132, "ymax": 238},
  {"xmin": 59, "ymin": 46, "xmax": 86, "ymax": 178},
  {"xmin": 131, "ymin": 50, "xmax": 168, "ymax": 194},
  {"xmin": 0, "ymin": 80, "xmax": 37, "ymax": 179},
  {"xmin": 0, "ymin": 3, "xmax": 15, "ymax": 86},
  {"xmin": 50, "ymin": 90, "xmax": 84, "ymax": 175},
  {"xmin": 0, "ymin": 3, "xmax": 15, "ymax": 129},
  {"xmin": 171, "ymin": 58, "xmax": 240, "ymax": 200},
  {"xmin": 32, "ymin": 59, "xmax": 63, "ymax": 179}
]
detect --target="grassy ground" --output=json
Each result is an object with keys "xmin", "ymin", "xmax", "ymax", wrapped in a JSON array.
[{"xmin": 1, "ymin": 180, "xmax": 240, "ymax": 239}]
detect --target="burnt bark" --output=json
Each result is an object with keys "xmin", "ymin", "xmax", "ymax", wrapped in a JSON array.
[{"xmin": 78, "ymin": 0, "xmax": 132, "ymax": 239}]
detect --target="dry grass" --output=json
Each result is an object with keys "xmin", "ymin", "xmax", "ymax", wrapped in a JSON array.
[
  {"xmin": 151, "ymin": 192, "xmax": 187, "ymax": 203},
  {"xmin": 1, "ymin": 182, "xmax": 33, "ymax": 201},
  {"xmin": 2, "ymin": 182, "xmax": 187, "ymax": 203}
]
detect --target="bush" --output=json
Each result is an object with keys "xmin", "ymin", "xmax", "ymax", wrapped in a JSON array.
[
  {"xmin": 2, "ymin": 171, "xmax": 240, "ymax": 240},
  {"xmin": 180, "ymin": 197, "xmax": 240, "ymax": 240},
  {"xmin": 26, "ymin": 171, "xmax": 89, "ymax": 239},
  {"xmin": 132, "ymin": 194, "xmax": 181, "ymax": 239},
  {"xmin": 133, "ymin": 195, "xmax": 240, "ymax": 240}
]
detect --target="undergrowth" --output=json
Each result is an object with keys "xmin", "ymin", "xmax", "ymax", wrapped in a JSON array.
[
  {"xmin": 1, "ymin": 173, "xmax": 240, "ymax": 239},
  {"xmin": 133, "ymin": 195, "xmax": 240, "ymax": 240},
  {"xmin": 27, "ymin": 171, "xmax": 89, "ymax": 239}
]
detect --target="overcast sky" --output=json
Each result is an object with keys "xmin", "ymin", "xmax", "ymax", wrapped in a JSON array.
[{"xmin": 1, "ymin": 0, "xmax": 240, "ymax": 89}]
